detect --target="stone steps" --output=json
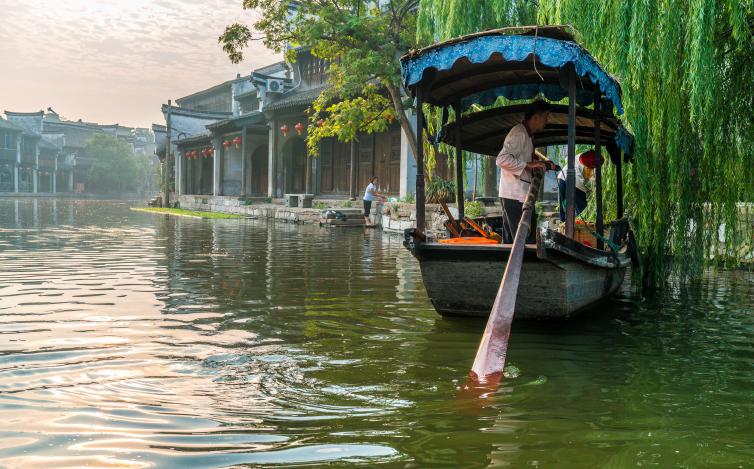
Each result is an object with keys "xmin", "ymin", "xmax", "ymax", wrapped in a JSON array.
[
  {"xmin": 320, "ymin": 208, "xmax": 366, "ymax": 227},
  {"xmin": 321, "ymin": 218, "xmax": 365, "ymax": 227}
]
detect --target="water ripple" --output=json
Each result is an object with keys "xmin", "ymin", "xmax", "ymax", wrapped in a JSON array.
[{"xmin": 0, "ymin": 199, "xmax": 751, "ymax": 468}]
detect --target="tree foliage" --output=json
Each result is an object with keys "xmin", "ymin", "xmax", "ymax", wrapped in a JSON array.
[
  {"xmin": 81, "ymin": 134, "xmax": 154, "ymax": 194},
  {"xmin": 418, "ymin": 0, "xmax": 754, "ymax": 285},
  {"xmin": 220, "ymin": 0, "xmax": 421, "ymax": 161},
  {"xmin": 417, "ymin": 0, "xmax": 537, "ymax": 44}
]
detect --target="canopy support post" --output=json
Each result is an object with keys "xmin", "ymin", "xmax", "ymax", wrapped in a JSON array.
[
  {"xmin": 593, "ymin": 92, "xmax": 604, "ymax": 249},
  {"xmin": 241, "ymin": 126, "xmax": 247, "ymax": 196},
  {"xmin": 454, "ymin": 103, "xmax": 465, "ymax": 226},
  {"xmin": 415, "ymin": 87, "xmax": 426, "ymax": 238},
  {"xmin": 565, "ymin": 66, "xmax": 577, "ymax": 238},
  {"xmin": 616, "ymin": 152, "xmax": 624, "ymax": 219}
]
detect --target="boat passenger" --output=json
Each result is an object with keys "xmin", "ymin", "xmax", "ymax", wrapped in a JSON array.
[
  {"xmin": 363, "ymin": 176, "xmax": 385, "ymax": 227},
  {"xmin": 496, "ymin": 100, "xmax": 557, "ymax": 243},
  {"xmin": 557, "ymin": 149, "xmax": 597, "ymax": 222}
]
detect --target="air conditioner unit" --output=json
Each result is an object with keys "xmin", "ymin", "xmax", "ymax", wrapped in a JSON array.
[{"xmin": 266, "ymin": 79, "xmax": 285, "ymax": 94}]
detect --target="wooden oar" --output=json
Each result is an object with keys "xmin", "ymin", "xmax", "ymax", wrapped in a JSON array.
[
  {"xmin": 438, "ymin": 199, "xmax": 461, "ymax": 237},
  {"xmin": 469, "ymin": 169, "xmax": 544, "ymax": 384}
]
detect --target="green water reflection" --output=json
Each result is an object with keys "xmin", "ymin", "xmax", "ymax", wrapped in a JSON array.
[{"xmin": 0, "ymin": 199, "xmax": 751, "ymax": 468}]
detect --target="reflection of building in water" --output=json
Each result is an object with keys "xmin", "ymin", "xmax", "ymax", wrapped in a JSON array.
[
  {"xmin": 395, "ymin": 246, "xmax": 421, "ymax": 301},
  {"xmin": 2, "ymin": 199, "xmax": 80, "ymax": 228}
]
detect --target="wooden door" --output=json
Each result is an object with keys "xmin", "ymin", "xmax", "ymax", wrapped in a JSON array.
[
  {"xmin": 388, "ymin": 128, "xmax": 401, "ymax": 195},
  {"xmin": 320, "ymin": 139, "xmax": 334, "ymax": 193},
  {"xmin": 202, "ymin": 157, "xmax": 213, "ymax": 194},
  {"xmin": 372, "ymin": 128, "xmax": 400, "ymax": 195},
  {"xmin": 284, "ymin": 138, "xmax": 306, "ymax": 193},
  {"xmin": 373, "ymin": 132, "xmax": 388, "ymax": 193},
  {"xmin": 251, "ymin": 145, "xmax": 268, "ymax": 196},
  {"xmin": 332, "ymin": 140, "xmax": 349, "ymax": 194},
  {"xmin": 358, "ymin": 134, "xmax": 373, "ymax": 193}
]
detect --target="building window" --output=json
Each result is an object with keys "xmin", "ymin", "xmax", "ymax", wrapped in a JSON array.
[
  {"xmin": 2, "ymin": 134, "xmax": 12, "ymax": 150},
  {"xmin": 21, "ymin": 137, "xmax": 34, "ymax": 155},
  {"xmin": 303, "ymin": 57, "xmax": 328, "ymax": 85}
]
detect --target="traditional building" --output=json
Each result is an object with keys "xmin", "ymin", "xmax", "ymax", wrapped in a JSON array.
[
  {"xmin": 0, "ymin": 117, "xmax": 22, "ymax": 192},
  {"xmin": 2, "ymin": 108, "xmax": 154, "ymax": 195},
  {"xmin": 162, "ymin": 49, "xmax": 418, "ymax": 206}
]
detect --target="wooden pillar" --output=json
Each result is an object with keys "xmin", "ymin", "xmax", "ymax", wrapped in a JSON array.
[
  {"xmin": 593, "ymin": 92, "xmax": 604, "ymax": 249},
  {"xmin": 175, "ymin": 143, "xmax": 182, "ymax": 196},
  {"xmin": 33, "ymin": 145, "xmax": 38, "ymax": 194},
  {"xmin": 52, "ymin": 155, "xmax": 57, "ymax": 194},
  {"xmin": 565, "ymin": 66, "xmax": 577, "ymax": 238},
  {"xmin": 14, "ymin": 137, "xmax": 20, "ymax": 193},
  {"xmin": 305, "ymin": 153, "xmax": 312, "ymax": 194},
  {"xmin": 454, "ymin": 103, "xmax": 465, "ymax": 223},
  {"xmin": 240, "ymin": 127, "xmax": 247, "ymax": 196},
  {"xmin": 212, "ymin": 135, "xmax": 222, "ymax": 196},
  {"xmin": 415, "ymin": 87, "xmax": 426, "ymax": 237},
  {"xmin": 349, "ymin": 139, "xmax": 357, "ymax": 199},
  {"xmin": 164, "ymin": 100, "xmax": 172, "ymax": 206},
  {"xmin": 268, "ymin": 119, "xmax": 277, "ymax": 198}
]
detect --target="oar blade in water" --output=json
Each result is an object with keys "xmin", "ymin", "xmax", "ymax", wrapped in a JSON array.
[{"xmin": 469, "ymin": 171, "xmax": 544, "ymax": 384}]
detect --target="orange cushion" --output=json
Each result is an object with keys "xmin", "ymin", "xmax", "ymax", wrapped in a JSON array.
[{"xmin": 438, "ymin": 237, "xmax": 499, "ymax": 245}]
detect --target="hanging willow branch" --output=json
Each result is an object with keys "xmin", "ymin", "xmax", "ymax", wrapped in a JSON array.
[{"xmin": 417, "ymin": 0, "xmax": 754, "ymax": 287}]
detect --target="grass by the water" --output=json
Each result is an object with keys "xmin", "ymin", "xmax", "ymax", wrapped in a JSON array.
[{"xmin": 130, "ymin": 207, "xmax": 245, "ymax": 219}]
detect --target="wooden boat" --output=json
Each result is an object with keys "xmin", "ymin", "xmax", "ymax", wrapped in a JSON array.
[{"xmin": 399, "ymin": 26, "xmax": 638, "ymax": 319}]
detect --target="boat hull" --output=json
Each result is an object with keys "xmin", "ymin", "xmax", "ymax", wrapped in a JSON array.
[{"xmin": 410, "ymin": 241, "xmax": 628, "ymax": 319}]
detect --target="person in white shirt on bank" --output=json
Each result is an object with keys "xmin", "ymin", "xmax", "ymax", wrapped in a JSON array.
[
  {"xmin": 363, "ymin": 176, "xmax": 385, "ymax": 227},
  {"xmin": 495, "ymin": 101, "xmax": 557, "ymax": 243}
]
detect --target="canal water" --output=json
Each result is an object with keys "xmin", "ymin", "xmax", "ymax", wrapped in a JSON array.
[{"xmin": 0, "ymin": 199, "xmax": 751, "ymax": 468}]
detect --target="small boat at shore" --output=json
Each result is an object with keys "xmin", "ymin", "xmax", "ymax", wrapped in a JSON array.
[{"xmin": 399, "ymin": 26, "xmax": 638, "ymax": 319}]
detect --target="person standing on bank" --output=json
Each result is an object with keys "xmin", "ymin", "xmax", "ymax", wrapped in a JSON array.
[
  {"xmin": 363, "ymin": 176, "xmax": 385, "ymax": 227},
  {"xmin": 496, "ymin": 100, "xmax": 557, "ymax": 243}
]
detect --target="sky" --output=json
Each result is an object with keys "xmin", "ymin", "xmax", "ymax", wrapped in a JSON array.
[{"xmin": 0, "ymin": 0, "xmax": 279, "ymax": 129}]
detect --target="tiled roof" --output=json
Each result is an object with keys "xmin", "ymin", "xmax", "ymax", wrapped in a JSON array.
[
  {"xmin": 0, "ymin": 117, "xmax": 22, "ymax": 132},
  {"xmin": 265, "ymin": 86, "xmax": 329, "ymax": 112}
]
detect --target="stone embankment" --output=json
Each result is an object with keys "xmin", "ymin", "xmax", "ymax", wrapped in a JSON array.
[{"xmin": 177, "ymin": 195, "xmax": 503, "ymax": 237}]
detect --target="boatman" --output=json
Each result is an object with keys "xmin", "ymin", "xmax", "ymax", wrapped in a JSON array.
[{"xmin": 496, "ymin": 100, "xmax": 557, "ymax": 243}]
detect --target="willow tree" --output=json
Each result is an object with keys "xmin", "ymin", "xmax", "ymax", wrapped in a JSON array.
[
  {"xmin": 417, "ymin": 0, "xmax": 537, "ymax": 43},
  {"xmin": 419, "ymin": 0, "xmax": 754, "ymax": 286}
]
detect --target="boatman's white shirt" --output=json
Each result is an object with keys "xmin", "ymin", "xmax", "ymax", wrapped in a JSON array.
[{"xmin": 496, "ymin": 123, "xmax": 533, "ymax": 202}]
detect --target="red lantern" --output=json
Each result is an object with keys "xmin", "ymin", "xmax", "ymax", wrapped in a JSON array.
[
  {"xmin": 222, "ymin": 140, "xmax": 231, "ymax": 149},
  {"xmin": 294, "ymin": 122, "xmax": 304, "ymax": 135},
  {"xmin": 208, "ymin": 147, "xmax": 214, "ymax": 157},
  {"xmin": 578, "ymin": 150, "xmax": 603, "ymax": 169},
  {"xmin": 280, "ymin": 124, "xmax": 289, "ymax": 137},
  {"xmin": 202, "ymin": 149, "xmax": 208, "ymax": 158},
  {"xmin": 316, "ymin": 119, "xmax": 325, "ymax": 128},
  {"xmin": 188, "ymin": 150, "xmax": 195, "ymax": 159},
  {"xmin": 233, "ymin": 136, "xmax": 241, "ymax": 148}
]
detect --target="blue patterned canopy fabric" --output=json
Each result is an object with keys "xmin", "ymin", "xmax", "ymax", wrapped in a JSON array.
[
  {"xmin": 401, "ymin": 34, "xmax": 624, "ymax": 115},
  {"xmin": 615, "ymin": 124, "xmax": 635, "ymax": 157}
]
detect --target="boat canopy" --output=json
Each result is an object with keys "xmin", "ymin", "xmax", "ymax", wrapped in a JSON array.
[
  {"xmin": 401, "ymin": 26, "xmax": 632, "ymax": 242},
  {"xmin": 441, "ymin": 104, "xmax": 635, "ymax": 158},
  {"xmin": 400, "ymin": 26, "xmax": 624, "ymax": 115}
]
